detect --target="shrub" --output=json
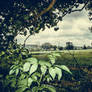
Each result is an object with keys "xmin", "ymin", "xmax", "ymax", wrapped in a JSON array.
[{"xmin": 6, "ymin": 53, "xmax": 72, "ymax": 92}]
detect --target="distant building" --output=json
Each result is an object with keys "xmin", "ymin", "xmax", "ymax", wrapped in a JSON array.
[
  {"xmin": 66, "ymin": 42, "xmax": 74, "ymax": 50},
  {"xmin": 66, "ymin": 42, "xmax": 73, "ymax": 46}
]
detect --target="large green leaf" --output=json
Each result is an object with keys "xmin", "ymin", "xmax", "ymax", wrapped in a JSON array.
[
  {"xmin": 39, "ymin": 60, "xmax": 51, "ymax": 67},
  {"xmin": 59, "ymin": 65, "xmax": 72, "ymax": 74},
  {"xmin": 55, "ymin": 67, "xmax": 62, "ymax": 80},
  {"xmin": 23, "ymin": 62, "xmax": 31, "ymax": 72},
  {"xmin": 49, "ymin": 67, "xmax": 56, "ymax": 80},
  {"xmin": 26, "ymin": 58, "xmax": 38, "ymax": 64},
  {"xmin": 48, "ymin": 55, "xmax": 55, "ymax": 64},
  {"xmin": 29, "ymin": 64, "xmax": 38, "ymax": 75},
  {"xmin": 41, "ymin": 65, "xmax": 47, "ymax": 75}
]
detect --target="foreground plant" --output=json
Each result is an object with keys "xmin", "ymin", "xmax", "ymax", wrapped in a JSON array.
[{"xmin": 7, "ymin": 53, "xmax": 72, "ymax": 92}]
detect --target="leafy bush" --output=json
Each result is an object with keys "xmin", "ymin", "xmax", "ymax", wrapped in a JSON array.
[
  {"xmin": 7, "ymin": 53, "xmax": 72, "ymax": 92},
  {"xmin": 0, "ymin": 46, "xmax": 31, "ymax": 92}
]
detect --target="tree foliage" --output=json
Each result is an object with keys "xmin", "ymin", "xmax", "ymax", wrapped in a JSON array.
[
  {"xmin": 42, "ymin": 42, "xmax": 52, "ymax": 50},
  {"xmin": 0, "ymin": 0, "xmax": 92, "ymax": 51}
]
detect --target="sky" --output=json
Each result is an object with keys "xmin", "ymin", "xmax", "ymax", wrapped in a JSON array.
[{"xmin": 16, "ymin": 9, "xmax": 92, "ymax": 47}]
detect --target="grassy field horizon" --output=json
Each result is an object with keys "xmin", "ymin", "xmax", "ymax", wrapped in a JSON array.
[{"xmin": 31, "ymin": 49, "xmax": 92, "ymax": 66}]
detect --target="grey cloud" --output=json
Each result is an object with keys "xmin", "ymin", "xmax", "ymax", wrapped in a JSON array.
[
  {"xmin": 83, "ymin": 34, "xmax": 92, "ymax": 39},
  {"xmin": 61, "ymin": 24, "xmax": 73, "ymax": 30},
  {"xmin": 17, "ymin": 9, "xmax": 92, "ymax": 46},
  {"xmin": 64, "ymin": 10, "xmax": 87, "ymax": 21}
]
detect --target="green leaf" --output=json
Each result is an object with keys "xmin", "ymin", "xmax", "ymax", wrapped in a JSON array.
[
  {"xmin": 52, "ymin": 53, "xmax": 60, "ymax": 57},
  {"xmin": 41, "ymin": 65, "xmax": 47, "ymax": 75},
  {"xmin": 19, "ymin": 74, "xmax": 26, "ymax": 80},
  {"xmin": 59, "ymin": 65, "xmax": 72, "ymax": 74},
  {"xmin": 17, "ymin": 79, "xmax": 27, "ymax": 86},
  {"xmin": 17, "ymin": 78, "xmax": 28, "ymax": 91},
  {"xmin": 10, "ymin": 65, "xmax": 15, "ymax": 69},
  {"xmin": 29, "ymin": 64, "xmax": 38, "ymax": 75},
  {"xmin": 41, "ymin": 84, "xmax": 56, "ymax": 92},
  {"xmin": 0, "ymin": 51, "xmax": 5, "ymax": 56},
  {"xmin": 16, "ymin": 69, "xmax": 19, "ymax": 76},
  {"xmin": 16, "ymin": 87, "xmax": 27, "ymax": 92},
  {"xmin": 47, "ymin": 77, "xmax": 52, "ymax": 82},
  {"xmin": 43, "ymin": 75, "xmax": 52, "ymax": 82},
  {"xmin": 21, "ymin": 52, "xmax": 26, "ymax": 55},
  {"xmin": 26, "ymin": 58, "xmax": 38, "ymax": 64},
  {"xmin": 55, "ymin": 67, "xmax": 62, "ymax": 80},
  {"xmin": 48, "ymin": 55, "xmax": 55, "ymax": 64},
  {"xmin": 9, "ymin": 69, "xmax": 15, "ymax": 75},
  {"xmin": 28, "ymin": 77, "xmax": 33, "ymax": 87},
  {"xmin": 32, "ymin": 75, "xmax": 37, "ymax": 81},
  {"xmin": 39, "ymin": 60, "xmax": 51, "ymax": 67},
  {"xmin": 32, "ymin": 86, "xmax": 38, "ymax": 92},
  {"xmin": 10, "ymin": 65, "xmax": 18, "ymax": 70},
  {"xmin": 49, "ymin": 67, "xmax": 56, "ymax": 80},
  {"xmin": 10, "ymin": 78, "xmax": 16, "ymax": 88},
  {"xmin": 31, "ymin": 72, "xmax": 40, "ymax": 81},
  {"xmin": 23, "ymin": 62, "xmax": 31, "ymax": 72}
]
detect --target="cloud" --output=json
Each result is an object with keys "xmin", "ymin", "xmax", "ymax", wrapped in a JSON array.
[{"xmin": 17, "ymin": 9, "xmax": 92, "ymax": 46}]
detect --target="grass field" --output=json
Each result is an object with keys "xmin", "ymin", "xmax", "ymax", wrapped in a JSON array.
[
  {"xmin": 31, "ymin": 49, "xmax": 92, "ymax": 92},
  {"xmin": 31, "ymin": 49, "xmax": 92, "ymax": 66}
]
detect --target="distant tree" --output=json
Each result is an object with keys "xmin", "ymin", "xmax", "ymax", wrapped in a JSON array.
[
  {"xmin": 58, "ymin": 46, "xmax": 63, "ymax": 50},
  {"xmin": 83, "ymin": 45, "xmax": 87, "ymax": 49},
  {"xmin": 42, "ymin": 43, "xmax": 52, "ymax": 50},
  {"xmin": 66, "ymin": 42, "xmax": 74, "ymax": 50},
  {"xmin": 52, "ymin": 45, "xmax": 57, "ymax": 50}
]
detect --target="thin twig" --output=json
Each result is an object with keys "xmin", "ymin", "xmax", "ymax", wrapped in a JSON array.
[
  {"xmin": 23, "ymin": 34, "xmax": 31, "ymax": 47},
  {"xmin": 71, "ymin": 1, "xmax": 88, "ymax": 12},
  {"xmin": 61, "ymin": 1, "xmax": 89, "ymax": 19},
  {"xmin": 68, "ymin": 50, "xmax": 81, "ymax": 68}
]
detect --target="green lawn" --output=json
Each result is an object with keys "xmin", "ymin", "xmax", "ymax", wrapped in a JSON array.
[
  {"xmin": 32, "ymin": 49, "xmax": 92, "ymax": 66},
  {"xmin": 31, "ymin": 49, "xmax": 92, "ymax": 92}
]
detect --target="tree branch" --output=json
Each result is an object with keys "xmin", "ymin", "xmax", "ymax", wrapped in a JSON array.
[
  {"xmin": 61, "ymin": 1, "xmax": 89, "ymax": 19},
  {"xmin": 23, "ymin": 0, "xmax": 56, "ymax": 47},
  {"xmin": 23, "ymin": 34, "xmax": 31, "ymax": 47},
  {"xmin": 37, "ymin": 0, "xmax": 56, "ymax": 18},
  {"xmin": 71, "ymin": 1, "xmax": 89, "ymax": 12}
]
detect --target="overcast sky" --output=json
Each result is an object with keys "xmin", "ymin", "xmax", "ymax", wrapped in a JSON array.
[{"xmin": 17, "ymin": 9, "xmax": 92, "ymax": 46}]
